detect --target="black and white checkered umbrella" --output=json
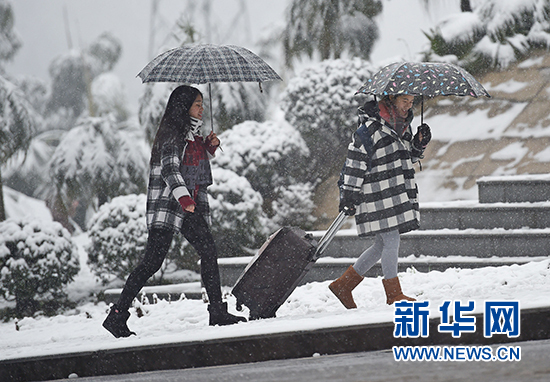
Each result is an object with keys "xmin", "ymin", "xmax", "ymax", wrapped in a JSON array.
[
  {"xmin": 137, "ymin": 43, "xmax": 282, "ymax": 85},
  {"xmin": 137, "ymin": 44, "xmax": 282, "ymax": 132}
]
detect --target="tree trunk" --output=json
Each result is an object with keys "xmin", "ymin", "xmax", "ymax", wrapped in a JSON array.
[
  {"xmin": 461, "ymin": 0, "xmax": 473, "ymax": 12},
  {"xmin": 0, "ymin": 167, "xmax": 6, "ymax": 221}
]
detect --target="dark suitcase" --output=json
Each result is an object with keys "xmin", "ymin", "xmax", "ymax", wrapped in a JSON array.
[{"xmin": 232, "ymin": 211, "xmax": 347, "ymax": 320}]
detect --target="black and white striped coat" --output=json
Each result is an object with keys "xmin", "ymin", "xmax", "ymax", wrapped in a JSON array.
[{"xmin": 341, "ymin": 101, "xmax": 423, "ymax": 237}]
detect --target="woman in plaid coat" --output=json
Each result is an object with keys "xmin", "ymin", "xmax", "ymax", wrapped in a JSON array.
[
  {"xmin": 329, "ymin": 94, "xmax": 431, "ymax": 309},
  {"xmin": 103, "ymin": 85, "xmax": 246, "ymax": 338}
]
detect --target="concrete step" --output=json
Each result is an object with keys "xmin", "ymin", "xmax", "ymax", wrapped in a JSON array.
[
  {"xmin": 218, "ymin": 255, "xmax": 547, "ymax": 288},
  {"xmin": 310, "ymin": 228, "xmax": 550, "ymax": 258},
  {"xmin": 217, "ymin": 226, "xmax": 550, "ymax": 287},
  {"xmin": 477, "ymin": 174, "xmax": 550, "ymax": 203},
  {"xmin": 419, "ymin": 201, "xmax": 550, "ymax": 230}
]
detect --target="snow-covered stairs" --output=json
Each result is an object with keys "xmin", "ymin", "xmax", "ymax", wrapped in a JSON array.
[{"xmin": 218, "ymin": 175, "xmax": 550, "ymax": 287}]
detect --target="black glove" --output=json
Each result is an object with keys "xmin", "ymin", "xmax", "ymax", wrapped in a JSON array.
[
  {"xmin": 413, "ymin": 123, "xmax": 431, "ymax": 148},
  {"xmin": 339, "ymin": 190, "xmax": 359, "ymax": 216}
]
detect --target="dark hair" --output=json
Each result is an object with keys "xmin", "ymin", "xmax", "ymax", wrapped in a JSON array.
[{"xmin": 150, "ymin": 85, "xmax": 202, "ymax": 165}]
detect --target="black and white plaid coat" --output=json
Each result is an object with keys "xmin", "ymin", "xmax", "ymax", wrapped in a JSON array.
[
  {"xmin": 341, "ymin": 101, "xmax": 423, "ymax": 237},
  {"xmin": 146, "ymin": 136, "xmax": 213, "ymax": 232}
]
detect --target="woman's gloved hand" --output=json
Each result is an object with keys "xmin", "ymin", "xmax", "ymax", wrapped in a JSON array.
[
  {"xmin": 339, "ymin": 190, "xmax": 359, "ymax": 216},
  {"xmin": 413, "ymin": 123, "xmax": 431, "ymax": 148},
  {"xmin": 178, "ymin": 195, "xmax": 196, "ymax": 213}
]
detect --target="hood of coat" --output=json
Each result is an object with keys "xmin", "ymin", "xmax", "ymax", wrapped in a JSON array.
[{"xmin": 358, "ymin": 99, "xmax": 413, "ymax": 140}]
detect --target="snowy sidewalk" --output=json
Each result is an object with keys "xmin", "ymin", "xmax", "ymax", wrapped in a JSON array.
[
  {"xmin": 1, "ymin": 260, "xmax": 550, "ymax": 381},
  {"xmin": 1, "ymin": 305, "xmax": 549, "ymax": 381}
]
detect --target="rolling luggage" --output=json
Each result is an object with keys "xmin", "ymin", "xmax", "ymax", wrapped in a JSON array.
[{"xmin": 232, "ymin": 211, "xmax": 347, "ymax": 320}]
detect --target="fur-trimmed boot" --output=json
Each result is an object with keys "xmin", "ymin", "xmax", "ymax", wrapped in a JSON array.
[
  {"xmin": 329, "ymin": 265, "xmax": 364, "ymax": 309},
  {"xmin": 382, "ymin": 277, "xmax": 416, "ymax": 305},
  {"xmin": 208, "ymin": 302, "xmax": 247, "ymax": 326},
  {"xmin": 102, "ymin": 305, "xmax": 136, "ymax": 338}
]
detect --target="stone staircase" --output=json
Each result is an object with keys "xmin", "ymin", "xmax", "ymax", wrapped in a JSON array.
[{"xmin": 218, "ymin": 174, "xmax": 550, "ymax": 287}]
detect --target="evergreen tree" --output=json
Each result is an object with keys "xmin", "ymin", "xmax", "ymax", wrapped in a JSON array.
[
  {"xmin": 0, "ymin": 78, "xmax": 38, "ymax": 221},
  {"xmin": 0, "ymin": 0, "xmax": 21, "ymax": 64}
]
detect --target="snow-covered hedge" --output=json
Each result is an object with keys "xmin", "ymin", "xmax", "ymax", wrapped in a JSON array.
[
  {"xmin": 280, "ymin": 58, "xmax": 375, "ymax": 181},
  {"xmin": 0, "ymin": 219, "xmax": 79, "ymax": 318},
  {"xmin": 86, "ymin": 194, "xmax": 198, "ymax": 285}
]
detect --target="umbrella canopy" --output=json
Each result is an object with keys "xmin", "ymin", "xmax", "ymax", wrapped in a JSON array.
[
  {"xmin": 357, "ymin": 62, "xmax": 490, "ymax": 98},
  {"xmin": 137, "ymin": 43, "xmax": 282, "ymax": 84},
  {"xmin": 137, "ymin": 43, "xmax": 282, "ymax": 133}
]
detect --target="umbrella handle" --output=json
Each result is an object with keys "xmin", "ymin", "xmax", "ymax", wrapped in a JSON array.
[
  {"xmin": 207, "ymin": 83, "xmax": 223, "ymax": 152},
  {"xmin": 421, "ymin": 95, "xmax": 424, "ymax": 125},
  {"xmin": 208, "ymin": 83, "xmax": 214, "ymax": 134}
]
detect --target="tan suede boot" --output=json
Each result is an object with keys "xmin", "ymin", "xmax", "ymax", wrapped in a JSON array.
[
  {"xmin": 382, "ymin": 277, "xmax": 416, "ymax": 305},
  {"xmin": 329, "ymin": 265, "xmax": 364, "ymax": 309}
]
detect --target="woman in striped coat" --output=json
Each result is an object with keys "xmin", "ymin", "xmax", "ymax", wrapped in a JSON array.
[
  {"xmin": 329, "ymin": 94, "xmax": 431, "ymax": 309},
  {"xmin": 103, "ymin": 85, "xmax": 246, "ymax": 338}
]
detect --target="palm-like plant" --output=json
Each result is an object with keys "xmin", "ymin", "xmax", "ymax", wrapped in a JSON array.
[
  {"xmin": 0, "ymin": 76, "xmax": 39, "ymax": 220},
  {"xmin": 48, "ymin": 116, "xmax": 148, "ymax": 231},
  {"xmin": 282, "ymin": 0, "xmax": 383, "ymax": 67},
  {"xmin": 423, "ymin": 0, "xmax": 550, "ymax": 74}
]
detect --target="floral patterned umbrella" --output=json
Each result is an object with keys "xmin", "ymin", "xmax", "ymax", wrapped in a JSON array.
[{"xmin": 356, "ymin": 62, "xmax": 490, "ymax": 98}]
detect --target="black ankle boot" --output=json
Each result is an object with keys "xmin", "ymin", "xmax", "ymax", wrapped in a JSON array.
[
  {"xmin": 102, "ymin": 305, "xmax": 136, "ymax": 338},
  {"xmin": 208, "ymin": 302, "xmax": 247, "ymax": 326}
]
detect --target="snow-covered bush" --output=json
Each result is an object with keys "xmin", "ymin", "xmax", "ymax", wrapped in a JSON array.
[
  {"xmin": 425, "ymin": 0, "xmax": 550, "ymax": 74},
  {"xmin": 213, "ymin": 119, "xmax": 314, "ymax": 226},
  {"xmin": 86, "ymin": 194, "xmax": 198, "ymax": 286},
  {"xmin": 86, "ymin": 194, "xmax": 147, "ymax": 285},
  {"xmin": 279, "ymin": 58, "xmax": 375, "ymax": 181},
  {"xmin": 271, "ymin": 183, "xmax": 317, "ymax": 229},
  {"xmin": 209, "ymin": 168, "xmax": 270, "ymax": 257},
  {"xmin": 0, "ymin": 218, "xmax": 79, "ymax": 318}
]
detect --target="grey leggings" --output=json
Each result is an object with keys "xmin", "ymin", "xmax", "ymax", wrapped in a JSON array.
[{"xmin": 352, "ymin": 229, "xmax": 400, "ymax": 279}]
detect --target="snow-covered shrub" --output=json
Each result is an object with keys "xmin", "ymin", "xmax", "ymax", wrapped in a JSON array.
[
  {"xmin": 0, "ymin": 218, "xmax": 79, "ymax": 318},
  {"xmin": 86, "ymin": 194, "xmax": 198, "ymax": 286},
  {"xmin": 213, "ymin": 119, "xmax": 313, "ymax": 224},
  {"xmin": 271, "ymin": 183, "xmax": 317, "ymax": 230},
  {"xmin": 208, "ymin": 168, "xmax": 270, "ymax": 257},
  {"xmin": 279, "ymin": 58, "xmax": 375, "ymax": 181},
  {"xmin": 86, "ymin": 194, "xmax": 147, "ymax": 285}
]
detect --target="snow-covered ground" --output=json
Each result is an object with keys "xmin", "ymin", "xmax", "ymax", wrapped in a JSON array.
[{"xmin": 1, "ymin": 216, "xmax": 549, "ymax": 361}]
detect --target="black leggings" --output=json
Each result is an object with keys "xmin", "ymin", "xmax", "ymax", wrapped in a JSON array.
[{"xmin": 116, "ymin": 212, "xmax": 222, "ymax": 311}]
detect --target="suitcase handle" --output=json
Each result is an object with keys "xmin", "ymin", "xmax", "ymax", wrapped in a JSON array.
[{"xmin": 313, "ymin": 209, "xmax": 348, "ymax": 259}]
